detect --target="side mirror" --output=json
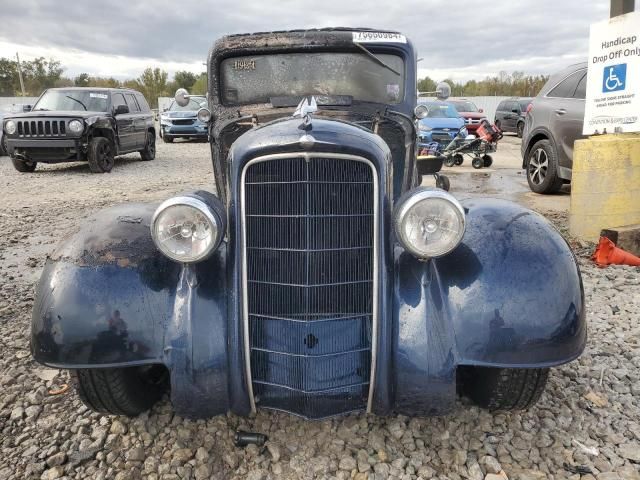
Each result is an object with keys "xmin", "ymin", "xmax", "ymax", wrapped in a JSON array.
[
  {"xmin": 175, "ymin": 88, "xmax": 190, "ymax": 107},
  {"xmin": 478, "ymin": 108, "xmax": 484, "ymax": 113},
  {"xmin": 435, "ymin": 82, "xmax": 451, "ymax": 101},
  {"xmin": 114, "ymin": 104, "xmax": 129, "ymax": 115},
  {"xmin": 414, "ymin": 104, "xmax": 429, "ymax": 119},
  {"xmin": 23, "ymin": 104, "xmax": 32, "ymax": 112}
]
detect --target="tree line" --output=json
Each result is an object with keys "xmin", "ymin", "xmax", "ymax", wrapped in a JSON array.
[
  {"xmin": 0, "ymin": 56, "xmax": 550, "ymax": 106},
  {"xmin": 418, "ymin": 71, "xmax": 550, "ymax": 98},
  {"xmin": 0, "ymin": 56, "xmax": 206, "ymax": 108}
]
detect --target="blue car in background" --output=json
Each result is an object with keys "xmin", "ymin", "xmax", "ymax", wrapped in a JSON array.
[
  {"xmin": 417, "ymin": 101, "xmax": 466, "ymax": 151},
  {"xmin": 159, "ymin": 96, "xmax": 208, "ymax": 143}
]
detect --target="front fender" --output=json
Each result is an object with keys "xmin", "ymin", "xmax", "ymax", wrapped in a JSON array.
[
  {"xmin": 31, "ymin": 203, "xmax": 230, "ymax": 418},
  {"xmin": 392, "ymin": 198, "xmax": 585, "ymax": 414}
]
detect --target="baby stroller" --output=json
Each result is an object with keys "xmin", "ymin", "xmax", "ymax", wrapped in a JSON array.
[{"xmin": 423, "ymin": 120, "xmax": 503, "ymax": 170}]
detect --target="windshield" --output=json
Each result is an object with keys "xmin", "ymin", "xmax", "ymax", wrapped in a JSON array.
[
  {"xmin": 168, "ymin": 97, "xmax": 206, "ymax": 111},
  {"xmin": 220, "ymin": 52, "xmax": 405, "ymax": 105},
  {"xmin": 34, "ymin": 90, "xmax": 109, "ymax": 112},
  {"xmin": 423, "ymin": 103, "xmax": 460, "ymax": 119},
  {"xmin": 451, "ymin": 101, "xmax": 478, "ymax": 113}
]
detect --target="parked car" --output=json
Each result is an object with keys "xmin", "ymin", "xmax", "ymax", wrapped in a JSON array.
[
  {"xmin": 448, "ymin": 99, "xmax": 487, "ymax": 134},
  {"xmin": 417, "ymin": 101, "xmax": 467, "ymax": 149},
  {"xmin": 494, "ymin": 97, "xmax": 533, "ymax": 137},
  {"xmin": 31, "ymin": 29, "xmax": 585, "ymax": 421},
  {"xmin": 0, "ymin": 103, "xmax": 32, "ymax": 155},
  {"xmin": 159, "ymin": 96, "xmax": 208, "ymax": 143},
  {"xmin": 2, "ymin": 87, "xmax": 155, "ymax": 173},
  {"xmin": 521, "ymin": 63, "xmax": 587, "ymax": 194}
]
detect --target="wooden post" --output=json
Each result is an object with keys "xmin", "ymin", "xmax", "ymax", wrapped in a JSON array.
[{"xmin": 610, "ymin": 0, "xmax": 635, "ymax": 17}]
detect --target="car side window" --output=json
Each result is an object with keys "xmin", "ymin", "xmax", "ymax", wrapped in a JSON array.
[
  {"xmin": 497, "ymin": 101, "xmax": 506, "ymax": 111},
  {"xmin": 125, "ymin": 94, "xmax": 140, "ymax": 112},
  {"xmin": 507, "ymin": 101, "xmax": 519, "ymax": 112},
  {"xmin": 573, "ymin": 73, "xmax": 587, "ymax": 100},
  {"xmin": 547, "ymin": 70, "xmax": 584, "ymax": 98},
  {"xmin": 112, "ymin": 93, "xmax": 126, "ymax": 110},
  {"xmin": 135, "ymin": 94, "xmax": 150, "ymax": 112}
]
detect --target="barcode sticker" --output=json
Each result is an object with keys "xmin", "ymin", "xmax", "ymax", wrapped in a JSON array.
[{"xmin": 352, "ymin": 31, "xmax": 406, "ymax": 44}]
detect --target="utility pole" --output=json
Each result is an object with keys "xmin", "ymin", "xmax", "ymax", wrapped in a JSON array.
[
  {"xmin": 16, "ymin": 52, "xmax": 26, "ymax": 96},
  {"xmin": 610, "ymin": 0, "xmax": 634, "ymax": 17}
]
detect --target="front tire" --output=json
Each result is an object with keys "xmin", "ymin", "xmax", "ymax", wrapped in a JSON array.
[
  {"xmin": 140, "ymin": 131, "xmax": 156, "ymax": 161},
  {"xmin": 1, "ymin": 135, "xmax": 7, "ymax": 156},
  {"xmin": 461, "ymin": 367, "xmax": 549, "ymax": 411},
  {"xmin": 88, "ymin": 137, "xmax": 115, "ymax": 173},
  {"xmin": 516, "ymin": 121, "xmax": 524, "ymax": 138},
  {"xmin": 72, "ymin": 366, "xmax": 168, "ymax": 416},
  {"xmin": 526, "ymin": 139, "xmax": 563, "ymax": 194},
  {"xmin": 11, "ymin": 157, "xmax": 37, "ymax": 172},
  {"xmin": 163, "ymin": 135, "xmax": 174, "ymax": 143}
]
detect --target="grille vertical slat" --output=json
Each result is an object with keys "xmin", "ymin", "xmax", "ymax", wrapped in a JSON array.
[{"xmin": 243, "ymin": 155, "xmax": 376, "ymax": 418}]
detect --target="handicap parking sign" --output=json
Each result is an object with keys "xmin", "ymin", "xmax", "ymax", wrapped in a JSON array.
[{"xmin": 602, "ymin": 63, "xmax": 626, "ymax": 93}]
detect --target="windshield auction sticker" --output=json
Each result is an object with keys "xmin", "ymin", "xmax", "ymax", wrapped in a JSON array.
[
  {"xmin": 584, "ymin": 11, "xmax": 640, "ymax": 134},
  {"xmin": 352, "ymin": 31, "xmax": 406, "ymax": 43}
]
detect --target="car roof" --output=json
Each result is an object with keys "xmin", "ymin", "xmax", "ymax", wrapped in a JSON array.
[
  {"xmin": 538, "ymin": 62, "xmax": 588, "ymax": 97},
  {"xmin": 46, "ymin": 87, "xmax": 141, "ymax": 94}
]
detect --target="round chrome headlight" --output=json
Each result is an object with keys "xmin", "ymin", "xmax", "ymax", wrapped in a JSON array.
[
  {"xmin": 395, "ymin": 188, "xmax": 465, "ymax": 259},
  {"xmin": 68, "ymin": 119, "xmax": 84, "ymax": 134},
  {"xmin": 196, "ymin": 108, "xmax": 212, "ymax": 123},
  {"xmin": 151, "ymin": 195, "xmax": 225, "ymax": 263},
  {"xmin": 5, "ymin": 120, "xmax": 16, "ymax": 135}
]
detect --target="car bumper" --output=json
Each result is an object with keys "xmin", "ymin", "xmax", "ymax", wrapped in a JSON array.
[
  {"xmin": 161, "ymin": 124, "xmax": 208, "ymax": 137},
  {"xmin": 6, "ymin": 138, "xmax": 83, "ymax": 162}
]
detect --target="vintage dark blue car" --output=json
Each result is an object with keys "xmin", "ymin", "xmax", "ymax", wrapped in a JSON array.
[{"xmin": 31, "ymin": 29, "xmax": 586, "ymax": 420}]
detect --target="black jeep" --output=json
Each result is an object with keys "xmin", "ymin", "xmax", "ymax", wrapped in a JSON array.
[{"xmin": 2, "ymin": 87, "xmax": 155, "ymax": 173}]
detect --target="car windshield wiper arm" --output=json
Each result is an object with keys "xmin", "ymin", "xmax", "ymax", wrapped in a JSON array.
[
  {"xmin": 353, "ymin": 42, "xmax": 401, "ymax": 76},
  {"xmin": 65, "ymin": 96, "xmax": 87, "ymax": 111},
  {"xmin": 34, "ymin": 108, "xmax": 49, "ymax": 111}
]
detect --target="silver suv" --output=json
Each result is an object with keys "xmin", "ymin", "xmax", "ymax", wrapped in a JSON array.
[{"xmin": 521, "ymin": 62, "xmax": 587, "ymax": 194}]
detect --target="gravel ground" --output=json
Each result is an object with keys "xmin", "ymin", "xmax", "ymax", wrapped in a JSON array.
[{"xmin": 0, "ymin": 142, "xmax": 639, "ymax": 480}]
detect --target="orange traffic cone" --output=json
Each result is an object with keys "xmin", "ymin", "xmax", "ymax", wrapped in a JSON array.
[{"xmin": 592, "ymin": 237, "xmax": 640, "ymax": 267}]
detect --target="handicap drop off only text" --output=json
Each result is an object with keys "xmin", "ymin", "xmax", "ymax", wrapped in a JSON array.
[{"xmin": 593, "ymin": 35, "xmax": 640, "ymax": 63}]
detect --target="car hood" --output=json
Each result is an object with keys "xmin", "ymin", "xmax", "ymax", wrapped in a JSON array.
[
  {"xmin": 3, "ymin": 110, "xmax": 108, "ymax": 120},
  {"xmin": 161, "ymin": 111, "xmax": 198, "ymax": 119},
  {"xmin": 419, "ymin": 117, "xmax": 465, "ymax": 129}
]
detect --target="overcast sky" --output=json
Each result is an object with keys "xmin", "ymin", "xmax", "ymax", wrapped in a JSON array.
[{"xmin": 0, "ymin": 0, "xmax": 613, "ymax": 83}]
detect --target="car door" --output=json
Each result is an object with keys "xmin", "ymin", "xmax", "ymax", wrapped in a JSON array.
[
  {"xmin": 124, "ymin": 93, "xmax": 146, "ymax": 149},
  {"xmin": 504, "ymin": 101, "xmax": 519, "ymax": 130},
  {"xmin": 112, "ymin": 92, "xmax": 135, "ymax": 152},
  {"xmin": 546, "ymin": 68, "xmax": 587, "ymax": 169}
]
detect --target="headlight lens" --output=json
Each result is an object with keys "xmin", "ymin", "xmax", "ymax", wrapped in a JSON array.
[
  {"xmin": 197, "ymin": 108, "xmax": 211, "ymax": 123},
  {"xmin": 5, "ymin": 120, "xmax": 16, "ymax": 135},
  {"xmin": 395, "ymin": 188, "xmax": 465, "ymax": 259},
  {"xmin": 68, "ymin": 119, "xmax": 84, "ymax": 134},
  {"xmin": 151, "ymin": 195, "xmax": 224, "ymax": 263}
]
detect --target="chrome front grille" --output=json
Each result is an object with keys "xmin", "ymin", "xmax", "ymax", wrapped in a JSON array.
[
  {"xmin": 17, "ymin": 119, "xmax": 67, "ymax": 137},
  {"xmin": 241, "ymin": 152, "xmax": 377, "ymax": 418}
]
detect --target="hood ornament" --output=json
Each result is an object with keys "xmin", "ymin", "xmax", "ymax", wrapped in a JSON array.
[{"xmin": 294, "ymin": 96, "xmax": 318, "ymax": 130}]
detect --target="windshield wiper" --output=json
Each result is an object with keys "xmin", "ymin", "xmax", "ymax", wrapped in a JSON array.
[
  {"xmin": 34, "ymin": 108, "xmax": 49, "ymax": 111},
  {"xmin": 65, "ymin": 95, "xmax": 87, "ymax": 111},
  {"xmin": 353, "ymin": 42, "xmax": 401, "ymax": 76}
]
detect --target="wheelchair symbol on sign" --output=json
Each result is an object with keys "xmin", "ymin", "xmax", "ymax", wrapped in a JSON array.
[{"xmin": 602, "ymin": 64, "xmax": 626, "ymax": 93}]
